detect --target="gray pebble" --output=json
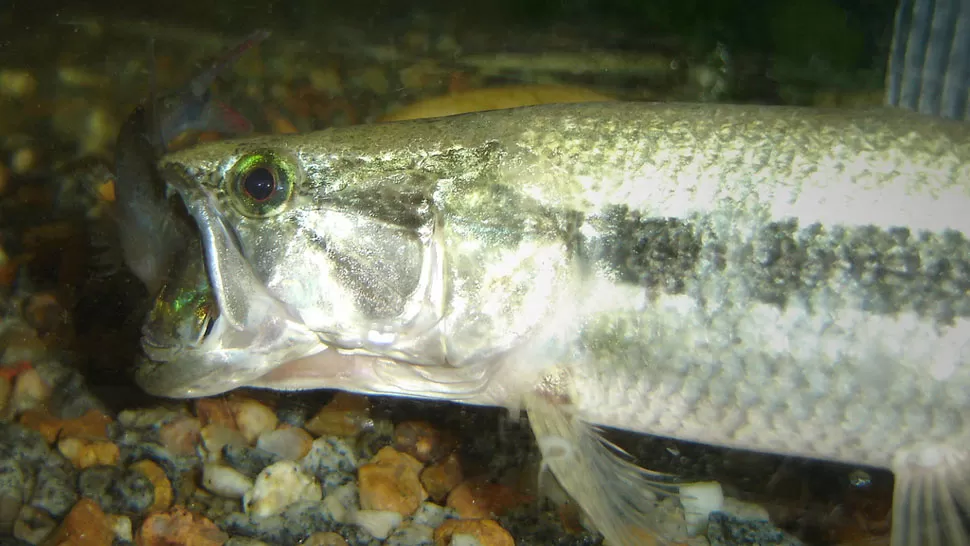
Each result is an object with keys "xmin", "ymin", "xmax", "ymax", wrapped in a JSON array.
[
  {"xmin": 280, "ymin": 500, "xmax": 340, "ymax": 539},
  {"xmin": 223, "ymin": 443, "xmax": 282, "ymax": 479},
  {"xmin": 29, "ymin": 464, "xmax": 77, "ymax": 518},
  {"xmin": 0, "ymin": 425, "xmax": 50, "ymax": 464},
  {"xmin": 301, "ymin": 437, "xmax": 357, "ymax": 480},
  {"xmin": 333, "ymin": 522, "xmax": 381, "ymax": 546},
  {"xmin": 224, "ymin": 538, "xmax": 271, "ymax": 546},
  {"xmin": 77, "ymin": 465, "xmax": 154, "ymax": 515},
  {"xmin": 319, "ymin": 471, "xmax": 354, "ymax": 497},
  {"xmin": 385, "ymin": 524, "xmax": 434, "ymax": 546},
  {"xmin": 354, "ymin": 422, "xmax": 394, "ymax": 462},
  {"xmin": 219, "ymin": 512, "xmax": 288, "ymax": 544},
  {"xmin": 12, "ymin": 505, "xmax": 56, "ymax": 545},
  {"xmin": 410, "ymin": 502, "xmax": 454, "ymax": 528},
  {"xmin": 116, "ymin": 437, "xmax": 198, "ymax": 476},
  {"xmin": 0, "ymin": 459, "xmax": 30, "ymax": 532},
  {"xmin": 707, "ymin": 512, "xmax": 804, "ymax": 546}
]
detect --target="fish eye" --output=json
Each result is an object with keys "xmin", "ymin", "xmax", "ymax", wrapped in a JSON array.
[{"xmin": 228, "ymin": 151, "xmax": 298, "ymax": 217}]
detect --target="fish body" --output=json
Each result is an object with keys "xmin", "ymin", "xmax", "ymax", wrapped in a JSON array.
[{"xmin": 144, "ymin": 101, "xmax": 970, "ymax": 544}]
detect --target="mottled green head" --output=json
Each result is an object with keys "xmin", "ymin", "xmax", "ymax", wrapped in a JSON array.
[{"xmin": 133, "ymin": 125, "xmax": 460, "ymax": 399}]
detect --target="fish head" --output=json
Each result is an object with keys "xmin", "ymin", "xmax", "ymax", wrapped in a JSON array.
[{"xmin": 137, "ymin": 135, "xmax": 456, "ymax": 399}]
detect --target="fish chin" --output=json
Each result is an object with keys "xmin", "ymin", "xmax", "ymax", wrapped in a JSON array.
[{"xmin": 136, "ymin": 299, "xmax": 324, "ymax": 398}]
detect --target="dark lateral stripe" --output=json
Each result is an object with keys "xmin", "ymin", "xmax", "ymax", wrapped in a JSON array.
[{"xmin": 582, "ymin": 206, "xmax": 970, "ymax": 325}]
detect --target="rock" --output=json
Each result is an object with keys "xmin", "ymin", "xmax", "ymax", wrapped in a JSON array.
[
  {"xmin": 0, "ymin": 459, "xmax": 28, "ymax": 531},
  {"xmin": 304, "ymin": 393, "xmax": 373, "ymax": 437},
  {"xmin": 433, "ymin": 520, "xmax": 514, "ymax": 546},
  {"xmin": 43, "ymin": 498, "xmax": 114, "ymax": 546},
  {"xmin": 0, "ymin": 424, "xmax": 51, "ymax": 463},
  {"xmin": 57, "ymin": 437, "xmax": 120, "ymax": 468},
  {"xmin": 17, "ymin": 410, "xmax": 62, "ymax": 444},
  {"xmin": 8, "ymin": 367, "xmax": 50, "ymax": 417},
  {"xmin": 301, "ymin": 436, "xmax": 358, "ymax": 481},
  {"xmin": 130, "ymin": 460, "xmax": 173, "ymax": 512},
  {"xmin": 224, "ymin": 538, "xmax": 271, "ymax": 546},
  {"xmin": 222, "ymin": 443, "xmax": 281, "ymax": 479},
  {"xmin": 256, "ymin": 426, "xmax": 313, "ymax": 461},
  {"xmin": 14, "ymin": 505, "xmax": 56, "ymax": 544},
  {"xmin": 410, "ymin": 502, "xmax": 454, "ymax": 529},
  {"xmin": 107, "ymin": 514, "xmax": 133, "ymax": 543},
  {"xmin": 720, "ymin": 498, "xmax": 771, "ymax": 522},
  {"xmin": 10, "ymin": 147, "xmax": 38, "ymax": 175},
  {"xmin": 394, "ymin": 421, "xmax": 457, "ymax": 463},
  {"xmin": 77, "ymin": 465, "xmax": 155, "ymax": 516},
  {"xmin": 58, "ymin": 410, "xmax": 111, "ymax": 440},
  {"xmin": 29, "ymin": 464, "xmax": 77, "ymax": 518},
  {"xmin": 200, "ymin": 424, "xmax": 247, "ymax": 462},
  {"xmin": 680, "ymin": 481, "xmax": 724, "ymax": 536},
  {"xmin": 706, "ymin": 512, "xmax": 804, "ymax": 546},
  {"xmin": 322, "ymin": 482, "xmax": 359, "ymax": 524},
  {"xmin": 420, "ymin": 452, "xmax": 463, "ymax": 502},
  {"xmin": 302, "ymin": 532, "xmax": 349, "ymax": 546},
  {"xmin": 195, "ymin": 398, "xmax": 236, "ymax": 429},
  {"xmin": 445, "ymin": 478, "xmax": 530, "ymax": 520},
  {"xmin": 117, "ymin": 406, "xmax": 188, "ymax": 430},
  {"xmin": 280, "ymin": 500, "xmax": 343, "ymax": 539},
  {"xmin": 135, "ymin": 506, "xmax": 229, "ymax": 546},
  {"xmin": 0, "ymin": 375, "xmax": 10, "ymax": 415},
  {"xmin": 229, "ymin": 397, "xmax": 277, "ymax": 444},
  {"xmin": 352, "ymin": 510, "xmax": 403, "ymax": 539},
  {"xmin": 0, "ymin": 69, "xmax": 36, "ymax": 98},
  {"xmin": 202, "ymin": 463, "xmax": 254, "ymax": 499},
  {"xmin": 358, "ymin": 447, "xmax": 426, "ymax": 516},
  {"xmin": 158, "ymin": 416, "xmax": 202, "ymax": 456},
  {"xmin": 386, "ymin": 524, "xmax": 434, "ymax": 546},
  {"xmin": 243, "ymin": 461, "xmax": 322, "ymax": 518}
]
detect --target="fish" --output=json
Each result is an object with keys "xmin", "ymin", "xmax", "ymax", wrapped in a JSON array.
[
  {"xmin": 113, "ymin": 30, "xmax": 269, "ymax": 294},
  {"xmin": 127, "ymin": 2, "xmax": 970, "ymax": 546}
]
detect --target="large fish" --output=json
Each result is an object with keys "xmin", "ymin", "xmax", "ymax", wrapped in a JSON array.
[{"xmin": 124, "ymin": 2, "xmax": 970, "ymax": 545}]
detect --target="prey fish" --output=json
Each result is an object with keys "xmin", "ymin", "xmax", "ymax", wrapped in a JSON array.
[
  {"xmin": 114, "ymin": 30, "xmax": 268, "ymax": 294},
  {"xmin": 129, "ymin": 3, "xmax": 970, "ymax": 546}
]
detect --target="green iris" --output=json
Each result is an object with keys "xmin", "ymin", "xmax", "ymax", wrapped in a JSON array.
[{"xmin": 228, "ymin": 150, "xmax": 299, "ymax": 217}]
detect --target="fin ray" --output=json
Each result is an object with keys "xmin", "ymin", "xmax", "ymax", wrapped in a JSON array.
[{"xmin": 891, "ymin": 444, "xmax": 970, "ymax": 546}]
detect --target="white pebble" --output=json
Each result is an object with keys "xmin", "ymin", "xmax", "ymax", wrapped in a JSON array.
[
  {"xmin": 201, "ymin": 424, "xmax": 247, "ymax": 462},
  {"xmin": 244, "ymin": 461, "xmax": 321, "ymax": 517},
  {"xmin": 450, "ymin": 534, "xmax": 483, "ymax": 546},
  {"xmin": 322, "ymin": 482, "xmax": 358, "ymax": 524},
  {"xmin": 110, "ymin": 515, "xmax": 132, "ymax": 542},
  {"xmin": 203, "ymin": 463, "xmax": 254, "ymax": 499},
  {"xmin": 8, "ymin": 368, "xmax": 50, "ymax": 417},
  {"xmin": 231, "ymin": 398, "xmax": 278, "ymax": 444},
  {"xmin": 353, "ymin": 510, "xmax": 402, "ymax": 539},
  {"xmin": 256, "ymin": 427, "xmax": 312, "ymax": 461},
  {"xmin": 680, "ymin": 481, "xmax": 724, "ymax": 536}
]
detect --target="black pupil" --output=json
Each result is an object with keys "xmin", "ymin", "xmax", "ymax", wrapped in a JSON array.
[{"xmin": 243, "ymin": 167, "xmax": 276, "ymax": 202}]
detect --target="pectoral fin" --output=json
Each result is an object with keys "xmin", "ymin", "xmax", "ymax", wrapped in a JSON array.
[
  {"xmin": 524, "ymin": 386, "xmax": 688, "ymax": 545},
  {"xmin": 891, "ymin": 443, "xmax": 970, "ymax": 546}
]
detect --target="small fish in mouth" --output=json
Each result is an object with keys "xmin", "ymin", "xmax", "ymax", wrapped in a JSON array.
[
  {"xmin": 119, "ymin": 2, "xmax": 970, "ymax": 545},
  {"xmin": 113, "ymin": 29, "xmax": 269, "ymax": 294}
]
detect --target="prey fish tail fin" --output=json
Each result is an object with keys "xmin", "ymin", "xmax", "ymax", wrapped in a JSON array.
[
  {"xmin": 891, "ymin": 444, "xmax": 970, "ymax": 546},
  {"xmin": 524, "ymin": 389, "xmax": 687, "ymax": 546},
  {"xmin": 886, "ymin": 0, "xmax": 970, "ymax": 120}
]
